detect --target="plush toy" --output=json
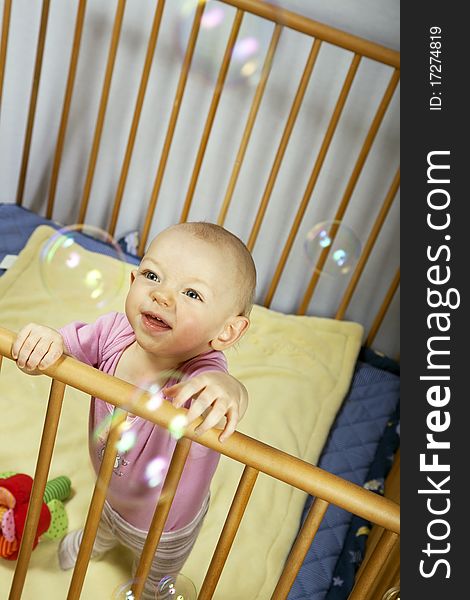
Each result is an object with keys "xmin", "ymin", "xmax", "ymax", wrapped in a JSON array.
[{"xmin": 0, "ymin": 472, "xmax": 71, "ymax": 560}]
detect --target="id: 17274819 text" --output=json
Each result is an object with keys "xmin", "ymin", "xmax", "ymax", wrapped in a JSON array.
[{"xmin": 429, "ymin": 26, "xmax": 442, "ymax": 111}]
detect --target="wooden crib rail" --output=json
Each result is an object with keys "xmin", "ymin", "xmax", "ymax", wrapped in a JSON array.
[
  {"xmin": 0, "ymin": 325, "xmax": 400, "ymax": 531},
  {"xmin": 217, "ymin": 0, "xmax": 399, "ymax": 68},
  {"xmin": 0, "ymin": 324, "xmax": 399, "ymax": 599}
]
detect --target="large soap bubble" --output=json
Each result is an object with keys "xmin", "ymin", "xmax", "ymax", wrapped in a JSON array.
[
  {"xmin": 304, "ymin": 220, "xmax": 361, "ymax": 277},
  {"xmin": 157, "ymin": 573, "xmax": 197, "ymax": 599},
  {"xmin": 39, "ymin": 224, "xmax": 127, "ymax": 307},
  {"xmin": 177, "ymin": 0, "xmax": 279, "ymax": 86}
]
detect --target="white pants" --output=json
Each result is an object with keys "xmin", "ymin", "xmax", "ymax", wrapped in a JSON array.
[{"xmin": 59, "ymin": 495, "xmax": 209, "ymax": 599}]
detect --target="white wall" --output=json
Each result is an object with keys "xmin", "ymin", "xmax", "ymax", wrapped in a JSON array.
[
  {"xmin": 0, "ymin": 0, "xmax": 400, "ymax": 357},
  {"xmin": 283, "ymin": 0, "xmax": 399, "ymax": 50}
]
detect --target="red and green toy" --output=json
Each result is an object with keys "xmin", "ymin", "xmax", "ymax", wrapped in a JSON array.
[{"xmin": 0, "ymin": 472, "xmax": 71, "ymax": 560}]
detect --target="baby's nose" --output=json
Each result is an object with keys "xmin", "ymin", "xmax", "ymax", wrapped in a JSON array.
[{"xmin": 152, "ymin": 288, "xmax": 173, "ymax": 307}]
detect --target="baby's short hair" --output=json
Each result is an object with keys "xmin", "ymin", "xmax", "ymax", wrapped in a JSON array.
[{"xmin": 173, "ymin": 221, "xmax": 256, "ymax": 316}]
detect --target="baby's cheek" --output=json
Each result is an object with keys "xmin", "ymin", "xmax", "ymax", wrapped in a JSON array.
[{"xmin": 178, "ymin": 316, "xmax": 208, "ymax": 340}]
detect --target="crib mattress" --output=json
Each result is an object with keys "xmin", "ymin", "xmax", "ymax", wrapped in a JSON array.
[{"xmin": 0, "ymin": 203, "xmax": 399, "ymax": 599}]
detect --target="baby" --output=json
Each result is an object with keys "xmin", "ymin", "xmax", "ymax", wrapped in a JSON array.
[{"xmin": 12, "ymin": 221, "xmax": 256, "ymax": 598}]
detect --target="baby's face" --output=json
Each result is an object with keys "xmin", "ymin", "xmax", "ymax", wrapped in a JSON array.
[{"xmin": 125, "ymin": 228, "xmax": 241, "ymax": 362}]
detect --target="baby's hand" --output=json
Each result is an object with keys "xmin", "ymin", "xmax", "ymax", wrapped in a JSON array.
[
  {"xmin": 164, "ymin": 372, "xmax": 248, "ymax": 443},
  {"xmin": 12, "ymin": 323, "xmax": 65, "ymax": 374}
]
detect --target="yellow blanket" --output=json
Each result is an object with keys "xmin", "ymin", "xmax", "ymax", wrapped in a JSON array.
[{"xmin": 0, "ymin": 226, "xmax": 363, "ymax": 599}]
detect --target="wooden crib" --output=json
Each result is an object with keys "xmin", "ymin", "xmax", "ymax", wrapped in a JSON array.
[{"xmin": 0, "ymin": 0, "xmax": 400, "ymax": 598}]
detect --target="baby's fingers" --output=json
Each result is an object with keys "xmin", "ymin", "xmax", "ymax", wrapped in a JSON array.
[
  {"xmin": 38, "ymin": 340, "xmax": 64, "ymax": 369},
  {"xmin": 218, "ymin": 409, "xmax": 238, "ymax": 443},
  {"xmin": 24, "ymin": 338, "xmax": 55, "ymax": 371},
  {"xmin": 185, "ymin": 389, "xmax": 215, "ymax": 424},
  {"xmin": 164, "ymin": 379, "xmax": 203, "ymax": 409},
  {"xmin": 14, "ymin": 334, "xmax": 43, "ymax": 369},
  {"xmin": 12, "ymin": 324, "xmax": 35, "ymax": 360},
  {"xmin": 194, "ymin": 400, "xmax": 233, "ymax": 438}
]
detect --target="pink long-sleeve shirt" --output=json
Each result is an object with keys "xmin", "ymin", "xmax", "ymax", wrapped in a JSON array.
[{"xmin": 60, "ymin": 312, "xmax": 226, "ymax": 531}]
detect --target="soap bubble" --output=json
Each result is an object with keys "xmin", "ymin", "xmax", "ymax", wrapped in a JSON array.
[
  {"xmin": 156, "ymin": 574, "xmax": 197, "ymax": 600},
  {"xmin": 145, "ymin": 384, "xmax": 165, "ymax": 411},
  {"xmin": 168, "ymin": 415, "xmax": 188, "ymax": 440},
  {"xmin": 119, "ymin": 381, "xmax": 164, "ymax": 417},
  {"xmin": 115, "ymin": 422, "xmax": 138, "ymax": 454},
  {"xmin": 112, "ymin": 578, "xmax": 141, "ymax": 599},
  {"xmin": 145, "ymin": 456, "xmax": 168, "ymax": 488},
  {"xmin": 176, "ymin": 0, "xmax": 279, "ymax": 86},
  {"xmin": 124, "ymin": 371, "xmax": 193, "ymax": 441},
  {"xmin": 124, "ymin": 369, "xmax": 188, "ymax": 415},
  {"xmin": 304, "ymin": 220, "xmax": 361, "ymax": 277},
  {"xmin": 92, "ymin": 369, "xmax": 190, "ymax": 445},
  {"xmin": 39, "ymin": 224, "xmax": 127, "ymax": 307},
  {"xmin": 93, "ymin": 413, "xmax": 114, "ymax": 443},
  {"xmin": 382, "ymin": 588, "xmax": 400, "ymax": 600},
  {"xmin": 95, "ymin": 418, "xmax": 139, "ymax": 455},
  {"xmin": 93, "ymin": 414, "xmax": 134, "ymax": 490}
]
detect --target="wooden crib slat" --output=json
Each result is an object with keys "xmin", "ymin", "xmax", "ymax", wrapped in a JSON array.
[
  {"xmin": 297, "ymin": 68, "xmax": 400, "ymax": 315},
  {"xmin": 217, "ymin": 23, "xmax": 282, "ymax": 227},
  {"xmin": 246, "ymin": 37, "xmax": 322, "ymax": 252},
  {"xmin": 179, "ymin": 9, "xmax": 244, "ymax": 224},
  {"xmin": 0, "ymin": 0, "xmax": 12, "ymax": 114},
  {"xmin": 46, "ymin": 0, "xmax": 87, "ymax": 220},
  {"xmin": 349, "ymin": 529, "xmax": 399, "ymax": 600},
  {"xmin": 271, "ymin": 497, "xmax": 329, "ymax": 600},
  {"xmin": 217, "ymin": 0, "xmax": 399, "ymax": 68},
  {"xmin": 108, "ymin": 0, "xmax": 166, "ymax": 237},
  {"xmin": 138, "ymin": 0, "xmax": 206, "ymax": 255},
  {"xmin": 66, "ymin": 407, "xmax": 128, "ymax": 600},
  {"xmin": 9, "ymin": 379, "xmax": 66, "ymax": 600},
  {"xmin": 359, "ymin": 448, "xmax": 400, "ymax": 594},
  {"xmin": 16, "ymin": 0, "xmax": 51, "ymax": 207},
  {"xmin": 335, "ymin": 168, "xmax": 400, "ymax": 319},
  {"xmin": 198, "ymin": 465, "xmax": 259, "ymax": 600},
  {"xmin": 263, "ymin": 53, "xmax": 362, "ymax": 307},
  {"xmin": 132, "ymin": 437, "xmax": 193, "ymax": 600},
  {"xmin": 77, "ymin": 0, "xmax": 127, "ymax": 224},
  {"xmin": 362, "ymin": 542, "xmax": 400, "ymax": 600},
  {"xmin": 365, "ymin": 268, "xmax": 400, "ymax": 348}
]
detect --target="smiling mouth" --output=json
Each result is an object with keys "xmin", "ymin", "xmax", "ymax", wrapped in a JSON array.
[{"xmin": 142, "ymin": 312, "xmax": 172, "ymax": 331}]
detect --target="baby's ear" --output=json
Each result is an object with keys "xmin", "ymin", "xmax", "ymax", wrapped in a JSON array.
[
  {"xmin": 129, "ymin": 270, "xmax": 137, "ymax": 285},
  {"xmin": 210, "ymin": 316, "xmax": 250, "ymax": 351}
]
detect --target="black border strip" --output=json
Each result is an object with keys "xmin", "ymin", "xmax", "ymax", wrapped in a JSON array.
[{"xmin": 402, "ymin": 4, "xmax": 466, "ymax": 597}]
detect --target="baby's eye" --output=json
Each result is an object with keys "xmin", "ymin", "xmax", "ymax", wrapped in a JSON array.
[
  {"xmin": 184, "ymin": 289, "xmax": 202, "ymax": 301},
  {"xmin": 144, "ymin": 271, "xmax": 160, "ymax": 282}
]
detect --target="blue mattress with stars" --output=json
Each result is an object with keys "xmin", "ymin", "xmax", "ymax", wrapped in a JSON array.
[{"xmin": 287, "ymin": 349, "xmax": 400, "ymax": 600}]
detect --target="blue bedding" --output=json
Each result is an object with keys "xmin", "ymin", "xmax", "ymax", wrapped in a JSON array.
[
  {"xmin": 0, "ymin": 203, "xmax": 400, "ymax": 598},
  {"xmin": 288, "ymin": 351, "xmax": 400, "ymax": 599},
  {"xmin": 326, "ymin": 402, "xmax": 399, "ymax": 599}
]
